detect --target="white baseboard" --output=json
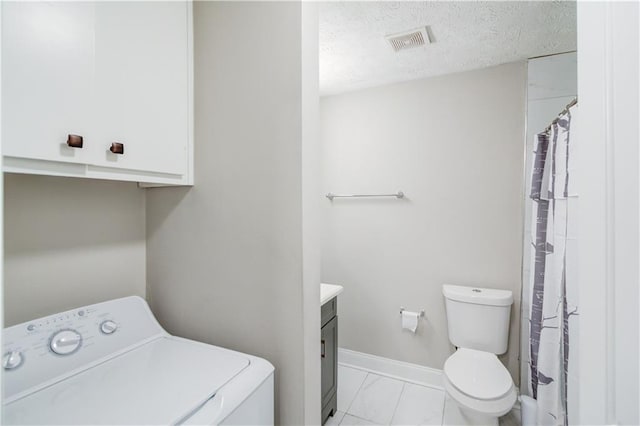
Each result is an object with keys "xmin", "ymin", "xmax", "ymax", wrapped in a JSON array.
[{"xmin": 338, "ymin": 348, "xmax": 444, "ymax": 390}]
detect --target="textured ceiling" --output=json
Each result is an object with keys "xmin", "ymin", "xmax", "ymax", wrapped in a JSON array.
[{"xmin": 319, "ymin": 1, "xmax": 577, "ymax": 96}]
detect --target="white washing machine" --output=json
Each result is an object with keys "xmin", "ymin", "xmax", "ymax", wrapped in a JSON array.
[{"xmin": 1, "ymin": 296, "xmax": 274, "ymax": 425}]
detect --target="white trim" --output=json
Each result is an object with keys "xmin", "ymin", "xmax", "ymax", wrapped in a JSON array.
[
  {"xmin": 577, "ymin": 2, "xmax": 640, "ymax": 424},
  {"xmin": 338, "ymin": 348, "xmax": 443, "ymax": 390},
  {"xmin": 576, "ymin": 3, "xmax": 611, "ymax": 424},
  {"xmin": 610, "ymin": 2, "xmax": 639, "ymax": 423}
]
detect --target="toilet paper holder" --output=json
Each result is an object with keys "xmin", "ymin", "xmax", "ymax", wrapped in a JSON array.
[{"xmin": 399, "ymin": 307, "xmax": 425, "ymax": 317}]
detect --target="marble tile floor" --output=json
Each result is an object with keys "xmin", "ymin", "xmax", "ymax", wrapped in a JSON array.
[{"xmin": 325, "ymin": 365, "xmax": 521, "ymax": 426}]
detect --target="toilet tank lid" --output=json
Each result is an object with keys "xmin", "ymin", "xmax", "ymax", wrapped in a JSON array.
[{"xmin": 442, "ymin": 285, "xmax": 513, "ymax": 306}]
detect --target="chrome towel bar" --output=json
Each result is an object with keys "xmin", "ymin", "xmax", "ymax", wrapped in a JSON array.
[{"xmin": 326, "ymin": 191, "xmax": 404, "ymax": 201}]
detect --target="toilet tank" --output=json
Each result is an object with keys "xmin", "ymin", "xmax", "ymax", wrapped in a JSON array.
[{"xmin": 442, "ymin": 284, "xmax": 513, "ymax": 354}]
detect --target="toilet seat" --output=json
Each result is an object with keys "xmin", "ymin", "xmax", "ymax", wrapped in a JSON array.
[
  {"xmin": 443, "ymin": 348, "xmax": 517, "ymax": 418},
  {"xmin": 444, "ymin": 348, "xmax": 513, "ymax": 400}
]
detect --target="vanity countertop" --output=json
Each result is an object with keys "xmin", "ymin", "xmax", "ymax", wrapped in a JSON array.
[{"xmin": 321, "ymin": 283, "xmax": 343, "ymax": 305}]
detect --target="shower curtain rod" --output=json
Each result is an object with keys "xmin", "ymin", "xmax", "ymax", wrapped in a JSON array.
[{"xmin": 544, "ymin": 97, "xmax": 578, "ymax": 133}]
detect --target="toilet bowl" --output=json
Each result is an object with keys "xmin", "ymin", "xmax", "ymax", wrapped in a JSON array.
[
  {"xmin": 442, "ymin": 284, "xmax": 516, "ymax": 425},
  {"xmin": 443, "ymin": 348, "xmax": 517, "ymax": 426}
]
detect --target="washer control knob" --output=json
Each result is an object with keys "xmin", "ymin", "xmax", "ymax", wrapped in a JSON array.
[
  {"xmin": 100, "ymin": 320, "xmax": 117, "ymax": 335},
  {"xmin": 50, "ymin": 330, "xmax": 82, "ymax": 355},
  {"xmin": 3, "ymin": 351, "xmax": 23, "ymax": 370}
]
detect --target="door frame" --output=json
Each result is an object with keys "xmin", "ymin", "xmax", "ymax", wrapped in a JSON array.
[{"xmin": 576, "ymin": 2, "xmax": 639, "ymax": 424}]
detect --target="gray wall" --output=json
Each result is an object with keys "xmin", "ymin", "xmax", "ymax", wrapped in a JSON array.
[
  {"xmin": 4, "ymin": 174, "xmax": 146, "ymax": 325},
  {"xmin": 301, "ymin": 2, "xmax": 322, "ymax": 424},
  {"xmin": 145, "ymin": 2, "xmax": 315, "ymax": 424},
  {"xmin": 320, "ymin": 62, "xmax": 526, "ymax": 383}
]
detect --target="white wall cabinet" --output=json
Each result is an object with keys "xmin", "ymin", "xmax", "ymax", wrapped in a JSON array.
[{"xmin": 2, "ymin": 1, "xmax": 193, "ymax": 185}]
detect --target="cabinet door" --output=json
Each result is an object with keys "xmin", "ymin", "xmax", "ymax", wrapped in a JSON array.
[
  {"xmin": 321, "ymin": 316, "xmax": 338, "ymax": 410},
  {"xmin": 2, "ymin": 2, "xmax": 94, "ymax": 164},
  {"xmin": 93, "ymin": 2, "xmax": 189, "ymax": 175}
]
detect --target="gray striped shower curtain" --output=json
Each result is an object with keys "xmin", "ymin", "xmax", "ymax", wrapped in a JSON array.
[{"xmin": 527, "ymin": 105, "xmax": 579, "ymax": 426}]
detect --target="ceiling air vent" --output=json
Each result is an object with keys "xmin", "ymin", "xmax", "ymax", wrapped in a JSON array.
[{"xmin": 386, "ymin": 27, "xmax": 431, "ymax": 52}]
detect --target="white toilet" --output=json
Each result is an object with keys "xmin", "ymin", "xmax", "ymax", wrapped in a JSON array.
[{"xmin": 442, "ymin": 284, "xmax": 517, "ymax": 426}]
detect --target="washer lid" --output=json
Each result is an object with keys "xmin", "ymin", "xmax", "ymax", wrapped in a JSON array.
[
  {"xmin": 3, "ymin": 336, "xmax": 250, "ymax": 425},
  {"xmin": 444, "ymin": 348, "xmax": 513, "ymax": 400}
]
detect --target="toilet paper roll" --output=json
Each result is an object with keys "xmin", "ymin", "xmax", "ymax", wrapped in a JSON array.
[{"xmin": 401, "ymin": 310, "xmax": 420, "ymax": 333}]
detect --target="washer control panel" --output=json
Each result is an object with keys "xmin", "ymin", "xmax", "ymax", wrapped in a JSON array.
[
  {"xmin": 3, "ymin": 351, "xmax": 23, "ymax": 370},
  {"xmin": 100, "ymin": 320, "xmax": 118, "ymax": 335},
  {"xmin": 2, "ymin": 296, "xmax": 165, "ymax": 403},
  {"xmin": 49, "ymin": 329, "xmax": 83, "ymax": 355}
]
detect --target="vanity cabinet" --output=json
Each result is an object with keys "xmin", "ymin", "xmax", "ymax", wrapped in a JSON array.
[
  {"xmin": 321, "ymin": 297, "xmax": 338, "ymax": 424},
  {"xmin": 1, "ymin": 1, "xmax": 193, "ymax": 185}
]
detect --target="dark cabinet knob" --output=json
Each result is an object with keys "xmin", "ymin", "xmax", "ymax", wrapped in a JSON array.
[
  {"xmin": 66, "ymin": 134, "xmax": 83, "ymax": 148},
  {"xmin": 109, "ymin": 142, "xmax": 124, "ymax": 155}
]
